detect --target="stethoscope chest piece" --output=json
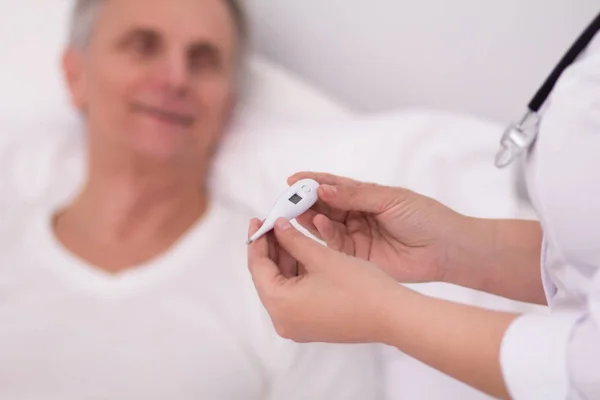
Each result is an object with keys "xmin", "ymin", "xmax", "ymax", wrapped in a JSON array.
[{"xmin": 495, "ymin": 111, "xmax": 540, "ymax": 168}]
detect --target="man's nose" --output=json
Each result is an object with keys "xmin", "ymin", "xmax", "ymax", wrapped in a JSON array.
[{"xmin": 159, "ymin": 52, "xmax": 190, "ymax": 97}]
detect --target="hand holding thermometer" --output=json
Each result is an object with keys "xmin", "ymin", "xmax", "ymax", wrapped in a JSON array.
[{"xmin": 247, "ymin": 178, "xmax": 320, "ymax": 245}]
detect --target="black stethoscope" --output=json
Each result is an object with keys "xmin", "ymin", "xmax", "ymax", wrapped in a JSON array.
[{"xmin": 495, "ymin": 11, "xmax": 600, "ymax": 169}]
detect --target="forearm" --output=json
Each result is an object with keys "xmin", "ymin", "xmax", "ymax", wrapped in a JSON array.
[
  {"xmin": 444, "ymin": 218, "xmax": 547, "ymax": 305},
  {"xmin": 379, "ymin": 287, "xmax": 518, "ymax": 400}
]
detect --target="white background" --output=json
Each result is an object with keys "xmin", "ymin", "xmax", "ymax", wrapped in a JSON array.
[{"xmin": 246, "ymin": 0, "xmax": 599, "ymax": 123}]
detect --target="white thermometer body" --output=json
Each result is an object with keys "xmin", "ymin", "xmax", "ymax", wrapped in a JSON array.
[{"xmin": 247, "ymin": 178, "xmax": 320, "ymax": 244}]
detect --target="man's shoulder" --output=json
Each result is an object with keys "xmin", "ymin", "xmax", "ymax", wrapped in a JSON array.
[
  {"xmin": 0, "ymin": 121, "xmax": 85, "ymax": 212},
  {"xmin": 0, "ymin": 209, "xmax": 42, "ymax": 277}
]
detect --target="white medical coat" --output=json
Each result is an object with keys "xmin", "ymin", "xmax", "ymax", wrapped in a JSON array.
[{"xmin": 499, "ymin": 36, "xmax": 600, "ymax": 399}]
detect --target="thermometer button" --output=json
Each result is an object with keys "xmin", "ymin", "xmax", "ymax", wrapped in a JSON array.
[{"xmin": 301, "ymin": 185, "xmax": 312, "ymax": 193}]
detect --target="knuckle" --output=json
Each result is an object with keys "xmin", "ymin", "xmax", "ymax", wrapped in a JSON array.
[
  {"xmin": 263, "ymin": 288, "xmax": 283, "ymax": 307},
  {"xmin": 327, "ymin": 231, "xmax": 343, "ymax": 251},
  {"xmin": 347, "ymin": 184, "xmax": 360, "ymax": 195},
  {"xmin": 265, "ymin": 292, "xmax": 290, "ymax": 318},
  {"xmin": 274, "ymin": 324, "xmax": 292, "ymax": 340},
  {"xmin": 290, "ymin": 231, "xmax": 309, "ymax": 251}
]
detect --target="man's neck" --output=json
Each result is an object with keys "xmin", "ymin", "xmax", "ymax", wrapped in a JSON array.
[{"xmin": 57, "ymin": 152, "xmax": 209, "ymax": 246}]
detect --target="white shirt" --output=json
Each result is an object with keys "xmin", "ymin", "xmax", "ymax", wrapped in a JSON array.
[
  {"xmin": 0, "ymin": 198, "xmax": 383, "ymax": 399},
  {"xmin": 500, "ymin": 35, "xmax": 600, "ymax": 399}
]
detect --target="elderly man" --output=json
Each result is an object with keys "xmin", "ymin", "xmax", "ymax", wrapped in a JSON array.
[{"xmin": 0, "ymin": 0, "xmax": 382, "ymax": 398}]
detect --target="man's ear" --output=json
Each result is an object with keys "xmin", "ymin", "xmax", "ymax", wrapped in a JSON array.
[{"xmin": 62, "ymin": 47, "xmax": 88, "ymax": 111}]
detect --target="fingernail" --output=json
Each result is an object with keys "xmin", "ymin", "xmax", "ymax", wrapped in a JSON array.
[
  {"xmin": 320, "ymin": 185, "xmax": 337, "ymax": 195},
  {"xmin": 276, "ymin": 218, "xmax": 292, "ymax": 231}
]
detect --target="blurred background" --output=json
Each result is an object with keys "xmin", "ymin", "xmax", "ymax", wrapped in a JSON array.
[
  {"xmin": 1, "ymin": 0, "xmax": 598, "ymax": 123},
  {"xmin": 246, "ymin": 0, "xmax": 599, "ymax": 123}
]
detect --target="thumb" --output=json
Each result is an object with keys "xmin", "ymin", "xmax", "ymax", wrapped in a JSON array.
[
  {"xmin": 273, "ymin": 219, "xmax": 329, "ymax": 269},
  {"xmin": 318, "ymin": 182, "xmax": 402, "ymax": 214},
  {"xmin": 247, "ymin": 219, "xmax": 287, "ymax": 291}
]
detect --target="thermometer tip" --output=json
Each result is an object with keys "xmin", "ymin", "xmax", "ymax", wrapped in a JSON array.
[{"xmin": 246, "ymin": 239, "xmax": 254, "ymax": 246}]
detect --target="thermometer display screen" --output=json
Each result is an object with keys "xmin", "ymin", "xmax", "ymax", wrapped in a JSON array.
[{"xmin": 289, "ymin": 193, "xmax": 303, "ymax": 204}]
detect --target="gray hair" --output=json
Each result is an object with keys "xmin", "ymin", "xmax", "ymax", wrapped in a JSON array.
[{"xmin": 68, "ymin": 0, "xmax": 248, "ymax": 52}]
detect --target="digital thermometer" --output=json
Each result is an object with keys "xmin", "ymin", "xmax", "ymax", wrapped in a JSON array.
[{"xmin": 247, "ymin": 178, "xmax": 320, "ymax": 245}]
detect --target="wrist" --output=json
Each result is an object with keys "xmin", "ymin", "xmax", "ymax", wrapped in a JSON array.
[
  {"xmin": 440, "ymin": 216, "xmax": 497, "ymax": 288},
  {"xmin": 440, "ymin": 217, "xmax": 545, "ymax": 304},
  {"xmin": 372, "ymin": 284, "xmax": 424, "ymax": 346}
]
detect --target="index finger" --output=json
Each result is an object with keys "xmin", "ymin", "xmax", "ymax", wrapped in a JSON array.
[
  {"xmin": 287, "ymin": 172, "xmax": 361, "ymax": 188},
  {"xmin": 288, "ymin": 172, "xmax": 355, "ymax": 223}
]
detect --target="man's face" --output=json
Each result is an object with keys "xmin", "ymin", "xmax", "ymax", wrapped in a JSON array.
[{"xmin": 64, "ymin": 0, "xmax": 238, "ymax": 162}]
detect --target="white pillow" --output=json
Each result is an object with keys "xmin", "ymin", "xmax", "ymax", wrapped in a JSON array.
[
  {"xmin": 237, "ymin": 57, "xmax": 352, "ymax": 124},
  {"xmin": 0, "ymin": 0, "xmax": 351, "ymax": 126},
  {"xmin": 210, "ymin": 109, "xmax": 521, "ymax": 219}
]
